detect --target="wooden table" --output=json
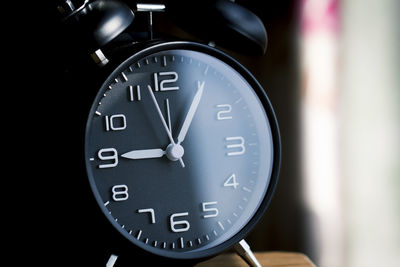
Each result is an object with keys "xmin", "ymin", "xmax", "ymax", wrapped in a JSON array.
[{"xmin": 196, "ymin": 252, "xmax": 316, "ymax": 267}]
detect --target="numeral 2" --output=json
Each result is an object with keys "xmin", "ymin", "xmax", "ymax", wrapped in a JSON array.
[{"xmin": 216, "ymin": 104, "xmax": 232, "ymax": 120}]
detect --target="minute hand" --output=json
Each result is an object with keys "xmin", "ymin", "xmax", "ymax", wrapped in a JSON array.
[{"xmin": 177, "ymin": 81, "xmax": 205, "ymax": 145}]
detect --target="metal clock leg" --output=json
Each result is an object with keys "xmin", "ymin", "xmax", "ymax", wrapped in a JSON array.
[
  {"xmin": 106, "ymin": 254, "xmax": 118, "ymax": 267},
  {"xmin": 233, "ymin": 239, "xmax": 262, "ymax": 267}
]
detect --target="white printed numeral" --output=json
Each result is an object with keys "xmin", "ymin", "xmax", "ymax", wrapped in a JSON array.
[
  {"xmin": 112, "ymin": 185, "xmax": 128, "ymax": 201},
  {"xmin": 225, "ymin": 136, "xmax": 246, "ymax": 156},
  {"xmin": 224, "ymin": 173, "xmax": 239, "ymax": 189},
  {"xmin": 105, "ymin": 114, "xmax": 126, "ymax": 131},
  {"xmin": 170, "ymin": 212, "xmax": 190, "ymax": 233},
  {"xmin": 138, "ymin": 208, "xmax": 156, "ymax": 224},
  {"xmin": 128, "ymin": 85, "xmax": 141, "ymax": 101},
  {"xmin": 202, "ymin": 201, "xmax": 219, "ymax": 218},
  {"xmin": 216, "ymin": 104, "xmax": 232, "ymax": 120},
  {"xmin": 153, "ymin": 72, "xmax": 179, "ymax": 91},
  {"xmin": 98, "ymin": 148, "xmax": 118, "ymax": 168}
]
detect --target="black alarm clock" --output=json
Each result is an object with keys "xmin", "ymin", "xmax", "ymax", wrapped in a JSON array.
[{"xmin": 56, "ymin": 0, "xmax": 280, "ymax": 266}]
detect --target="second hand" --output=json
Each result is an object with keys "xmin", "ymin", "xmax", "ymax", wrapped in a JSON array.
[
  {"xmin": 165, "ymin": 98, "xmax": 172, "ymax": 135},
  {"xmin": 147, "ymin": 85, "xmax": 185, "ymax": 168}
]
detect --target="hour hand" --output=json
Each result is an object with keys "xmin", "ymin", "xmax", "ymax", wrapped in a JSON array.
[{"xmin": 121, "ymin": 148, "xmax": 166, "ymax": 160}]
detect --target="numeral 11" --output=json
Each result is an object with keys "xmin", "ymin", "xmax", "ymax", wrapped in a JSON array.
[{"xmin": 129, "ymin": 85, "xmax": 141, "ymax": 101}]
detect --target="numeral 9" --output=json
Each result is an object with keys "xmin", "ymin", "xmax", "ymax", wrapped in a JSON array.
[{"xmin": 98, "ymin": 148, "xmax": 118, "ymax": 168}]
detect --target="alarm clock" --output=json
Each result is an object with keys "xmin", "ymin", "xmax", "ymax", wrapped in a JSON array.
[{"xmin": 55, "ymin": 0, "xmax": 280, "ymax": 266}]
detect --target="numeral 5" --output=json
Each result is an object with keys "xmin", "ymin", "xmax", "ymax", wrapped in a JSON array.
[{"xmin": 202, "ymin": 201, "xmax": 219, "ymax": 218}]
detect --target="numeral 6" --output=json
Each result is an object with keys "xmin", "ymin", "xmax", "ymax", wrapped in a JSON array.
[{"xmin": 170, "ymin": 212, "xmax": 190, "ymax": 233}]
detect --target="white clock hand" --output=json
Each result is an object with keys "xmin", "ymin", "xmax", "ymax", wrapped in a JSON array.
[
  {"xmin": 147, "ymin": 85, "xmax": 185, "ymax": 168},
  {"xmin": 121, "ymin": 148, "xmax": 166, "ymax": 159},
  {"xmin": 148, "ymin": 85, "xmax": 175, "ymax": 143},
  {"xmin": 165, "ymin": 98, "xmax": 172, "ymax": 134},
  {"xmin": 177, "ymin": 80, "xmax": 205, "ymax": 145}
]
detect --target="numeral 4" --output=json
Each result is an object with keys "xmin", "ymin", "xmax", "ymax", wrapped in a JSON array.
[{"xmin": 224, "ymin": 173, "xmax": 239, "ymax": 189}]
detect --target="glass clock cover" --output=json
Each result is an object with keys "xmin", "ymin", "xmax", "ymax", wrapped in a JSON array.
[{"xmin": 85, "ymin": 42, "xmax": 280, "ymax": 259}]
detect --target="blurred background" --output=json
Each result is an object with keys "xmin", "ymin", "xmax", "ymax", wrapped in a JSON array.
[{"xmin": 232, "ymin": 1, "xmax": 400, "ymax": 267}]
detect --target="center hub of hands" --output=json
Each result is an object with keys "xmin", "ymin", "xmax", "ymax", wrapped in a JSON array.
[{"xmin": 166, "ymin": 143, "xmax": 184, "ymax": 161}]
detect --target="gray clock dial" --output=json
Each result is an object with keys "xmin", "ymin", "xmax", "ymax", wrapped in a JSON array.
[{"xmin": 85, "ymin": 42, "xmax": 279, "ymax": 259}]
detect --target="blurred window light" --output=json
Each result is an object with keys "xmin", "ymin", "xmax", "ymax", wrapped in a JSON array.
[
  {"xmin": 340, "ymin": 1, "xmax": 400, "ymax": 267},
  {"xmin": 300, "ymin": 0, "xmax": 343, "ymax": 267},
  {"xmin": 300, "ymin": 0, "xmax": 400, "ymax": 267}
]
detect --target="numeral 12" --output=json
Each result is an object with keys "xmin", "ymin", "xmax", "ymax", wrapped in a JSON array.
[{"xmin": 153, "ymin": 72, "xmax": 179, "ymax": 91}]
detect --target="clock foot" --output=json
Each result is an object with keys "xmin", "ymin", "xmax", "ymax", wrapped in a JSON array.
[
  {"xmin": 106, "ymin": 254, "xmax": 118, "ymax": 267},
  {"xmin": 233, "ymin": 239, "xmax": 261, "ymax": 267}
]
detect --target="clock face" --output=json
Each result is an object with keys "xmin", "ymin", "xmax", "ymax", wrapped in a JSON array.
[{"xmin": 85, "ymin": 42, "xmax": 280, "ymax": 259}]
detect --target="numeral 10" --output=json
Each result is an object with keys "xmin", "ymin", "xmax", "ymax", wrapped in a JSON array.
[{"xmin": 104, "ymin": 114, "xmax": 126, "ymax": 131}]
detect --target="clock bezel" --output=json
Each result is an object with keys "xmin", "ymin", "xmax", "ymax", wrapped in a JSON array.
[{"xmin": 84, "ymin": 41, "xmax": 281, "ymax": 260}]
